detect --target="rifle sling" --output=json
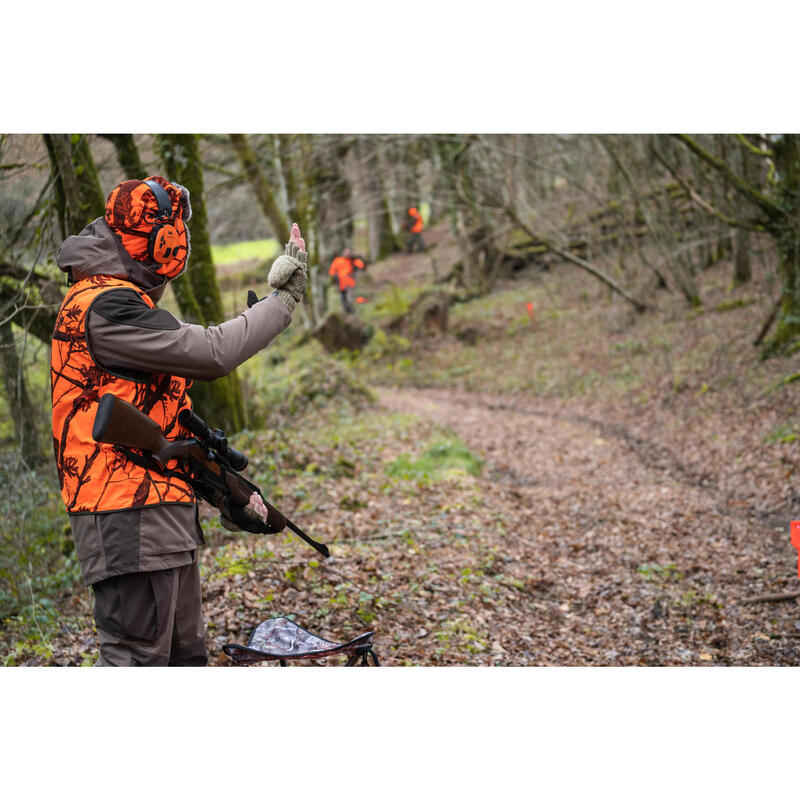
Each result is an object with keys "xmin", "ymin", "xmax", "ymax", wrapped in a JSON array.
[
  {"xmin": 115, "ymin": 446, "xmax": 192, "ymax": 485},
  {"xmin": 114, "ymin": 445, "xmax": 228, "ymax": 509}
]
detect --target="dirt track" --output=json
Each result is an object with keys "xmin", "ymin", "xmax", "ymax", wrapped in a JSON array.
[{"xmin": 378, "ymin": 387, "xmax": 800, "ymax": 665}]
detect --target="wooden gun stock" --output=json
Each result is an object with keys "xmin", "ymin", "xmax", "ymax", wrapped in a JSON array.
[{"xmin": 92, "ymin": 394, "xmax": 190, "ymax": 468}]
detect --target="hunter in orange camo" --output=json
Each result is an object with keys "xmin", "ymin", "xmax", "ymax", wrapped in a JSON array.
[
  {"xmin": 51, "ymin": 275, "xmax": 194, "ymax": 513},
  {"xmin": 104, "ymin": 176, "xmax": 189, "ymax": 279},
  {"xmin": 407, "ymin": 206, "xmax": 423, "ymax": 234}
]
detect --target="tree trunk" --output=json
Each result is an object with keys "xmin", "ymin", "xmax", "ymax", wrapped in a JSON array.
[
  {"xmin": 0, "ymin": 322, "xmax": 42, "ymax": 464},
  {"xmin": 229, "ymin": 133, "xmax": 290, "ymax": 243},
  {"xmin": 276, "ymin": 134, "xmax": 328, "ymax": 328},
  {"xmin": 101, "ymin": 134, "xmax": 146, "ymax": 178},
  {"xmin": 732, "ymin": 138, "xmax": 754, "ymax": 285},
  {"xmin": 156, "ymin": 134, "xmax": 245, "ymax": 430},
  {"xmin": 377, "ymin": 140, "xmax": 406, "ymax": 241},
  {"xmin": 733, "ymin": 227, "xmax": 751, "ymax": 285},
  {"xmin": 43, "ymin": 134, "xmax": 105, "ymax": 237},
  {"xmin": 764, "ymin": 135, "xmax": 800, "ymax": 353},
  {"xmin": 356, "ymin": 137, "xmax": 401, "ymax": 262}
]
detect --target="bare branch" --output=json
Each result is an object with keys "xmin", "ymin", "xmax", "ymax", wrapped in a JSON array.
[
  {"xmin": 650, "ymin": 144, "xmax": 767, "ymax": 232},
  {"xmin": 673, "ymin": 134, "xmax": 783, "ymax": 220},
  {"xmin": 505, "ymin": 204, "xmax": 647, "ymax": 313},
  {"xmin": 742, "ymin": 590, "xmax": 800, "ymax": 604},
  {"xmin": 734, "ymin": 134, "xmax": 773, "ymax": 159}
]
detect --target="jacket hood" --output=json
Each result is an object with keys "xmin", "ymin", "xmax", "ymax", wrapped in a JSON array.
[{"xmin": 57, "ymin": 218, "xmax": 170, "ymax": 300}]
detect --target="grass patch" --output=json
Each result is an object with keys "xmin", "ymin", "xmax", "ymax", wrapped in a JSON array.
[
  {"xmin": 764, "ymin": 420, "xmax": 799, "ymax": 445},
  {"xmin": 610, "ymin": 339, "xmax": 646, "ymax": 355},
  {"xmin": 311, "ymin": 410, "xmax": 419, "ymax": 449},
  {"xmin": 361, "ymin": 283, "xmax": 429, "ymax": 325},
  {"xmin": 211, "ymin": 238, "xmax": 281, "ymax": 266},
  {"xmin": 386, "ymin": 437, "xmax": 483, "ymax": 485}
]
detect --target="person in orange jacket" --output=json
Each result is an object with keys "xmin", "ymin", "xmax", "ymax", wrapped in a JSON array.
[
  {"xmin": 405, "ymin": 207, "xmax": 426, "ymax": 253},
  {"xmin": 51, "ymin": 176, "xmax": 307, "ymax": 666},
  {"xmin": 329, "ymin": 247, "xmax": 366, "ymax": 313}
]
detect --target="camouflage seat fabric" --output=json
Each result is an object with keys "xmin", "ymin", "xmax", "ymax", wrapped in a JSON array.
[{"xmin": 223, "ymin": 617, "xmax": 378, "ymax": 666}]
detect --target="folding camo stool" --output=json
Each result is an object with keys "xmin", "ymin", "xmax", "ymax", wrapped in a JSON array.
[{"xmin": 223, "ymin": 616, "xmax": 379, "ymax": 666}]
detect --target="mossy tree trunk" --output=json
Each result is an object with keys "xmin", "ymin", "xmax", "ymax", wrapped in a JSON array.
[
  {"xmin": 732, "ymin": 138, "xmax": 756, "ymax": 285},
  {"xmin": 274, "ymin": 134, "xmax": 328, "ymax": 328},
  {"xmin": 377, "ymin": 139, "xmax": 407, "ymax": 243},
  {"xmin": 11, "ymin": 135, "xmax": 106, "ymax": 460},
  {"xmin": 156, "ymin": 133, "xmax": 245, "ymax": 430},
  {"xmin": 229, "ymin": 133, "xmax": 290, "ymax": 244},
  {"xmin": 43, "ymin": 134, "xmax": 105, "ymax": 238},
  {"xmin": 100, "ymin": 134, "xmax": 146, "ymax": 179},
  {"xmin": 0, "ymin": 322, "xmax": 42, "ymax": 465},
  {"xmin": 229, "ymin": 133, "xmax": 340, "ymax": 327},
  {"xmin": 768, "ymin": 136, "xmax": 800, "ymax": 350},
  {"xmin": 355, "ymin": 137, "xmax": 400, "ymax": 262}
]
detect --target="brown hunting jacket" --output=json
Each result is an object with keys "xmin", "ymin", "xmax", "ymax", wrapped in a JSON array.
[{"xmin": 54, "ymin": 218, "xmax": 290, "ymax": 585}]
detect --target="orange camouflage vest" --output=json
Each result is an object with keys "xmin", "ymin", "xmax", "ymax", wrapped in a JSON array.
[
  {"xmin": 329, "ymin": 256, "xmax": 356, "ymax": 290},
  {"xmin": 408, "ymin": 208, "xmax": 423, "ymax": 234},
  {"xmin": 51, "ymin": 275, "xmax": 195, "ymax": 513}
]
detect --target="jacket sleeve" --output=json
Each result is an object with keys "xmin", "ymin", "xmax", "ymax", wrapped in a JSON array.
[{"xmin": 86, "ymin": 288, "xmax": 291, "ymax": 381}]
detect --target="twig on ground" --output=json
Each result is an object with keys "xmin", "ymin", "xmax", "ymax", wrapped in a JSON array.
[
  {"xmin": 753, "ymin": 296, "xmax": 781, "ymax": 346},
  {"xmin": 741, "ymin": 590, "xmax": 800, "ymax": 604}
]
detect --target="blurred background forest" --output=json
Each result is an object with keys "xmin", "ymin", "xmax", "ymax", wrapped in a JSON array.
[{"xmin": 1, "ymin": 133, "xmax": 799, "ymax": 666}]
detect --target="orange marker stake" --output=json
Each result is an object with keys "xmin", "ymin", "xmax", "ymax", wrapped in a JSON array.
[
  {"xmin": 356, "ymin": 296, "xmax": 368, "ymax": 304},
  {"xmin": 525, "ymin": 301, "xmax": 534, "ymax": 322},
  {"xmin": 792, "ymin": 521, "xmax": 800, "ymax": 578}
]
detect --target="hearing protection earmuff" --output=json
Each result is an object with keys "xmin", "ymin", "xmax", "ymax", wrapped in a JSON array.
[{"xmin": 142, "ymin": 179, "xmax": 180, "ymax": 264}]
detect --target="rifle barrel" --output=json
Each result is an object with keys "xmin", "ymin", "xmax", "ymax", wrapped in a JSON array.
[{"xmin": 286, "ymin": 519, "xmax": 330, "ymax": 558}]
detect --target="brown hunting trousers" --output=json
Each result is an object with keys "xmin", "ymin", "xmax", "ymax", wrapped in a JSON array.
[{"xmin": 92, "ymin": 559, "xmax": 208, "ymax": 666}]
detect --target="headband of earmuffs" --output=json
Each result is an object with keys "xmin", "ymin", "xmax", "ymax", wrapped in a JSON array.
[{"xmin": 142, "ymin": 179, "xmax": 174, "ymax": 221}]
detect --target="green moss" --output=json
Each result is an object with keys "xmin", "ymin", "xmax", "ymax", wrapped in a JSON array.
[
  {"xmin": 715, "ymin": 297, "xmax": 754, "ymax": 313},
  {"xmin": 610, "ymin": 339, "xmax": 646, "ymax": 355}
]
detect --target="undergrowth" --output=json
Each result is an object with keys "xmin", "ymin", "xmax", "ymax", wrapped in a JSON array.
[{"xmin": 0, "ymin": 457, "xmax": 78, "ymax": 660}]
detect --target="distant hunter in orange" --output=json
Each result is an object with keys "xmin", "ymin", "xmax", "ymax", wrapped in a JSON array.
[
  {"xmin": 405, "ymin": 206, "xmax": 426, "ymax": 253},
  {"xmin": 329, "ymin": 247, "xmax": 366, "ymax": 314}
]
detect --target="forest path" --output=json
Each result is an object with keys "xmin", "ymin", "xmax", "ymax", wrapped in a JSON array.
[{"xmin": 377, "ymin": 386, "xmax": 800, "ymax": 665}]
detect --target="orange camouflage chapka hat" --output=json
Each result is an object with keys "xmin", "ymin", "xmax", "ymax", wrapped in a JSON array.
[{"xmin": 104, "ymin": 176, "xmax": 192, "ymax": 279}]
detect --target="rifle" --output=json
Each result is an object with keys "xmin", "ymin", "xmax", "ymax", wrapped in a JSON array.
[{"xmin": 91, "ymin": 394, "xmax": 330, "ymax": 558}]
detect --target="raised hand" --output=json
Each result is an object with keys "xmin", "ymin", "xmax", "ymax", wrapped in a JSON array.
[
  {"xmin": 266, "ymin": 222, "xmax": 309, "ymax": 312},
  {"xmin": 289, "ymin": 222, "xmax": 306, "ymax": 253}
]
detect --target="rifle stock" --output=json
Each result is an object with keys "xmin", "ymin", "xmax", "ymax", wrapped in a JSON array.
[{"xmin": 93, "ymin": 393, "xmax": 191, "ymax": 468}]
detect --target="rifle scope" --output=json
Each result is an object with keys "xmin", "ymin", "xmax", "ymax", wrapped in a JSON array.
[{"xmin": 178, "ymin": 408, "xmax": 248, "ymax": 471}]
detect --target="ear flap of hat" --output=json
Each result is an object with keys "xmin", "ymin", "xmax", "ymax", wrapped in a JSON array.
[{"xmin": 171, "ymin": 181, "xmax": 192, "ymax": 222}]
